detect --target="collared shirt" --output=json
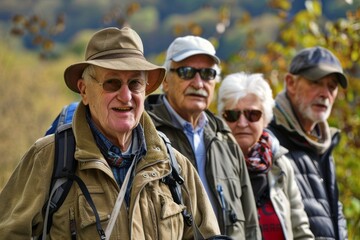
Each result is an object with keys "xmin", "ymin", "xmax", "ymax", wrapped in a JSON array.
[
  {"xmin": 86, "ymin": 108, "xmax": 146, "ymax": 205},
  {"xmin": 163, "ymin": 96, "xmax": 217, "ymax": 212}
]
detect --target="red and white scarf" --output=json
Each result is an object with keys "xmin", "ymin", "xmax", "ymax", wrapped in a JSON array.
[{"xmin": 246, "ymin": 130, "xmax": 273, "ymax": 173}]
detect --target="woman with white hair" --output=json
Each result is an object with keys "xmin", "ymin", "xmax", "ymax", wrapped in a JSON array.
[{"xmin": 218, "ymin": 72, "xmax": 314, "ymax": 240}]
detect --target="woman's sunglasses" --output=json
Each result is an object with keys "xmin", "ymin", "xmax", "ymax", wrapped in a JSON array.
[
  {"xmin": 170, "ymin": 67, "xmax": 217, "ymax": 81},
  {"xmin": 222, "ymin": 109, "xmax": 262, "ymax": 123}
]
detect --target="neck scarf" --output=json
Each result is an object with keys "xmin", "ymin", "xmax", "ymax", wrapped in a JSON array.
[{"xmin": 246, "ymin": 130, "xmax": 273, "ymax": 173}]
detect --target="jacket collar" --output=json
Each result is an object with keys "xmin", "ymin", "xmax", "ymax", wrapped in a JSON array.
[{"xmin": 72, "ymin": 102, "xmax": 171, "ymax": 174}]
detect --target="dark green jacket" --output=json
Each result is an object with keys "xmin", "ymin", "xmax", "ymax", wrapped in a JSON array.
[{"xmin": 145, "ymin": 94, "xmax": 261, "ymax": 240}]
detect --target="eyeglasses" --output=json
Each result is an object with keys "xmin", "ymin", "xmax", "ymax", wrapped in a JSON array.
[
  {"xmin": 169, "ymin": 67, "xmax": 217, "ymax": 81},
  {"xmin": 222, "ymin": 109, "xmax": 262, "ymax": 123},
  {"xmin": 89, "ymin": 76, "xmax": 147, "ymax": 93}
]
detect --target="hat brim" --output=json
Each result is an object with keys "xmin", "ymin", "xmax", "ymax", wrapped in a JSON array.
[
  {"xmin": 171, "ymin": 50, "xmax": 220, "ymax": 64},
  {"xmin": 64, "ymin": 58, "xmax": 166, "ymax": 95},
  {"xmin": 299, "ymin": 66, "xmax": 347, "ymax": 89}
]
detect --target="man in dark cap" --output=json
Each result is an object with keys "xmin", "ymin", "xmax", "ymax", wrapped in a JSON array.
[
  {"xmin": 268, "ymin": 46, "xmax": 348, "ymax": 239},
  {"xmin": 0, "ymin": 27, "xmax": 222, "ymax": 239}
]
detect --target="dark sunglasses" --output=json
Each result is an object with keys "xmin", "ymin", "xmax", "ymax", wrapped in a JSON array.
[
  {"xmin": 90, "ymin": 76, "xmax": 146, "ymax": 93},
  {"xmin": 170, "ymin": 67, "xmax": 217, "ymax": 81},
  {"xmin": 222, "ymin": 109, "xmax": 262, "ymax": 123}
]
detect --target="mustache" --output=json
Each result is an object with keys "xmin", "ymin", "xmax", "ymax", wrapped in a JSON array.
[
  {"xmin": 184, "ymin": 87, "xmax": 208, "ymax": 97},
  {"xmin": 313, "ymin": 98, "xmax": 330, "ymax": 107}
]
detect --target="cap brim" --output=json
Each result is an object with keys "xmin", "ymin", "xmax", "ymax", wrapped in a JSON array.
[
  {"xmin": 171, "ymin": 50, "xmax": 220, "ymax": 64},
  {"xmin": 64, "ymin": 58, "xmax": 166, "ymax": 95},
  {"xmin": 299, "ymin": 66, "xmax": 347, "ymax": 89}
]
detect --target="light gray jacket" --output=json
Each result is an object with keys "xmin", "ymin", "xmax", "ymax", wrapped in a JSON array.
[{"xmin": 267, "ymin": 136, "xmax": 314, "ymax": 239}]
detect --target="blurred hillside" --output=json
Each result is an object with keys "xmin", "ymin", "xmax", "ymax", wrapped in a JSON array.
[
  {"xmin": 0, "ymin": 0, "xmax": 359, "ymax": 59},
  {"xmin": 0, "ymin": 0, "xmax": 360, "ymax": 238}
]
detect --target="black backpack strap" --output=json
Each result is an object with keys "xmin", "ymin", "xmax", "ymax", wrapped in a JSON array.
[
  {"xmin": 157, "ymin": 131, "xmax": 193, "ymax": 226},
  {"xmin": 54, "ymin": 123, "xmax": 76, "ymax": 177},
  {"xmin": 42, "ymin": 124, "xmax": 105, "ymax": 240},
  {"xmin": 158, "ymin": 131, "xmax": 233, "ymax": 240},
  {"xmin": 43, "ymin": 123, "xmax": 76, "ymax": 236}
]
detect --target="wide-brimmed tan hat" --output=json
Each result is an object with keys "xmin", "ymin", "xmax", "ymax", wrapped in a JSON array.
[{"xmin": 64, "ymin": 27, "xmax": 166, "ymax": 95}]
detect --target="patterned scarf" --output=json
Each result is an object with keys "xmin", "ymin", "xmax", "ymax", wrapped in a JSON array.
[{"xmin": 246, "ymin": 130, "xmax": 273, "ymax": 173}]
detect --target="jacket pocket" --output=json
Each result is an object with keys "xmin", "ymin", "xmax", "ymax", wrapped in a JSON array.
[
  {"xmin": 144, "ymin": 186, "xmax": 186, "ymax": 240},
  {"xmin": 218, "ymin": 178, "xmax": 245, "ymax": 219},
  {"xmin": 77, "ymin": 186, "xmax": 110, "ymax": 229},
  {"xmin": 218, "ymin": 178, "xmax": 246, "ymax": 235},
  {"xmin": 161, "ymin": 195, "xmax": 186, "ymax": 219}
]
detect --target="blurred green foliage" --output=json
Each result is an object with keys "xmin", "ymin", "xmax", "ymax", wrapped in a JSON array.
[{"xmin": 0, "ymin": 0, "xmax": 359, "ymax": 238}]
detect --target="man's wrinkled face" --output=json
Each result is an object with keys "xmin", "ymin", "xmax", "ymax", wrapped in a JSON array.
[
  {"xmin": 287, "ymin": 73, "xmax": 338, "ymax": 127},
  {"xmin": 162, "ymin": 55, "xmax": 217, "ymax": 121},
  {"xmin": 78, "ymin": 66, "xmax": 146, "ymax": 142}
]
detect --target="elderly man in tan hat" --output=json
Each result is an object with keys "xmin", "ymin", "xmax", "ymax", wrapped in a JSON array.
[{"xmin": 0, "ymin": 27, "xmax": 222, "ymax": 239}]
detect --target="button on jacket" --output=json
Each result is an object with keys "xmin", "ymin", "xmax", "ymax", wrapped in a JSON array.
[
  {"xmin": 0, "ymin": 102, "xmax": 220, "ymax": 239},
  {"xmin": 145, "ymin": 94, "xmax": 261, "ymax": 240}
]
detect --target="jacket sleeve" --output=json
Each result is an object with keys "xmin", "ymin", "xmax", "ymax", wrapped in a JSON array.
[
  {"xmin": 282, "ymin": 156, "xmax": 314, "ymax": 239},
  {"xmin": 173, "ymin": 150, "xmax": 221, "ymax": 239},
  {"xmin": 0, "ymin": 137, "xmax": 54, "ymax": 239}
]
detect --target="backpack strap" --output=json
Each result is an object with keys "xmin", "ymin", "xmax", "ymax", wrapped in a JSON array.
[
  {"xmin": 43, "ymin": 123, "xmax": 76, "ymax": 236},
  {"xmin": 158, "ymin": 131, "xmax": 225, "ymax": 240},
  {"xmin": 42, "ymin": 124, "xmax": 105, "ymax": 240},
  {"xmin": 157, "ymin": 131, "xmax": 193, "ymax": 224}
]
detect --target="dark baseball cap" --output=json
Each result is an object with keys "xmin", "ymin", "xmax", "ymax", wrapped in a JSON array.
[{"xmin": 289, "ymin": 46, "xmax": 347, "ymax": 88}]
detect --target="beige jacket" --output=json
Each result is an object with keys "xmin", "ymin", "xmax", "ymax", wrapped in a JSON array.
[{"xmin": 0, "ymin": 102, "xmax": 220, "ymax": 239}]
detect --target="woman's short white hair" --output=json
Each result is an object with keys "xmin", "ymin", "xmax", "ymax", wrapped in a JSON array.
[{"xmin": 217, "ymin": 72, "xmax": 275, "ymax": 126}]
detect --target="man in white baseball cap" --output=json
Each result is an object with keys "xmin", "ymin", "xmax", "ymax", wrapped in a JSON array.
[{"xmin": 145, "ymin": 35, "xmax": 261, "ymax": 240}]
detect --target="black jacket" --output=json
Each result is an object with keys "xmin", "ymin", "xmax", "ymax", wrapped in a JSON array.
[{"xmin": 268, "ymin": 119, "xmax": 348, "ymax": 240}]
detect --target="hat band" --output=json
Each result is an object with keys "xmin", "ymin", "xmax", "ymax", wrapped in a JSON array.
[
  {"xmin": 89, "ymin": 52, "xmax": 146, "ymax": 61},
  {"xmin": 87, "ymin": 50, "xmax": 145, "ymax": 60}
]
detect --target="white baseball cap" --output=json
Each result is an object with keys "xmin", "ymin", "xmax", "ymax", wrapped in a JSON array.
[{"xmin": 165, "ymin": 35, "xmax": 220, "ymax": 64}]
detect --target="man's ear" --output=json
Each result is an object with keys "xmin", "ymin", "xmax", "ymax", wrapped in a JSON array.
[
  {"xmin": 285, "ymin": 73, "xmax": 296, "ymax": 95},
  {"xmin": 162, "ymin": 76, "xmax": 169, "ymax": 94},
  {"xmin": 77, "ymin": 79, "xmax": 88, "ymax": 104}
]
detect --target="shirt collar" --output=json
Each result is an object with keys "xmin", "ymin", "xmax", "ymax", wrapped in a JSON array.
[{"xmin": 85, "ymin": 107, "xmax": 147, "ymax": 164}]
